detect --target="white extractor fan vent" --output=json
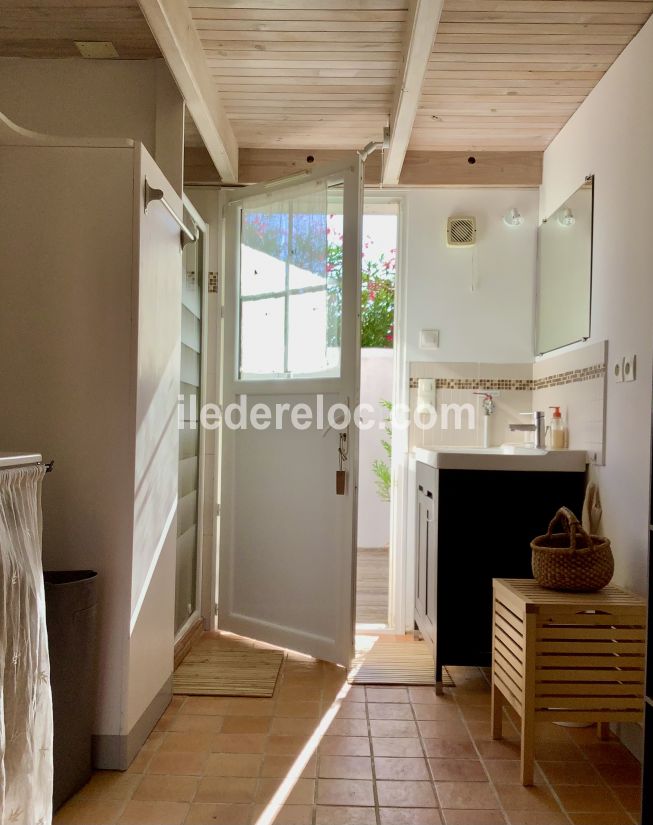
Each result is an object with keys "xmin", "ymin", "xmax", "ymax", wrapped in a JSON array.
[{"xmin": 447, "ymin": 216, "xmax": 476, "ymax": 247}]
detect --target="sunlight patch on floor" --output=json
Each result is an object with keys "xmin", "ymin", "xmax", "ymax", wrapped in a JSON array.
[{"xmin": 253, "ymin": 680, "xmax": 352, "ymax": 825}]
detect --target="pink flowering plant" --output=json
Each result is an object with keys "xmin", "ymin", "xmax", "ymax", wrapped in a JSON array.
[
  {"xmin": 242, "ymin": 210, "xmax": 395, "ymax": 349},
  {"xmin": 326, "ymin": 228, "xmax": 396, "ymax": 349}
]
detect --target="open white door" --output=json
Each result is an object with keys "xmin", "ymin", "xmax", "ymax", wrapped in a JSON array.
[{"xmin": 218, "ymin": 159, "xmax": 363, "ymax": 666}]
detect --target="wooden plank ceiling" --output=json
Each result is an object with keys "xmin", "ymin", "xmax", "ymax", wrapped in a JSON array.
[
  {"xmin": 0, "ymin": 0, "xmax": 160, "ymax": 59},
  {"xmin": 413, "ymin": 0, "xmax": 653, "ymax": 149},
  {"xmin": 188, "ymin": 0, "xmax": 406, "ymax": 149},
  {"xmin": 188, "ymin": 0, "xmax": 652, "ymax": 154}
]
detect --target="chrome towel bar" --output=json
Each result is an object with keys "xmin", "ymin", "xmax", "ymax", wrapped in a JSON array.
[{"xmin": 144, "ymin": 179, "xmax": 197, "ymax": 249}]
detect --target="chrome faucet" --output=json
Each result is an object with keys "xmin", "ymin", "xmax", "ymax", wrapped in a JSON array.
[{"xmin": 509, "ymin": 411, "xmax": 546, "ymax": 449}]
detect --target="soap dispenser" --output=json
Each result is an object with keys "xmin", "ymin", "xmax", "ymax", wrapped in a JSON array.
[{"xmin": 549, "ymin": 406, "xmax": 566, "ymax": 449}]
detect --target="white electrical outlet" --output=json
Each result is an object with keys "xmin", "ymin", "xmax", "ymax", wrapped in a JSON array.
[
  {"xmin": 623, "ymin": 354, "xmax": 636, "ymax": 382},
  {"xmin": 613, "ymin": 359, "xmax": 624, "ymax": 382}
]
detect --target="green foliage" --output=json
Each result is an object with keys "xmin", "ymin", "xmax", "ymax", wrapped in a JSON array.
[
  {"xmin": 372, "ymin": 399, "xmax": 393, "ymax": 503},
  {"xmin": 327, "ymin": 238, "xmax": 396, "ymax": 349}
]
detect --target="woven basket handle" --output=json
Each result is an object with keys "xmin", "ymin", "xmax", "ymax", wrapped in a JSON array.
[{"xmin": 545, "ymin": 507, "xmax": 591, "ymax": 551}]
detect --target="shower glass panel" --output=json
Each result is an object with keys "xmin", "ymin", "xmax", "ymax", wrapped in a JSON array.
[{"xmin": 175, "ymin": 226, "xmax": 203, "ymax": 635}]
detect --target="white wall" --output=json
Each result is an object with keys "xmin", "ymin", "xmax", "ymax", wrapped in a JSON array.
[
  {"xmin": 0, "ymin": 57, "xmax": 184, "ymax": 193},
  {"xmin": 400, "ymin": 188, "xmax": 539, "ymax": 365},
  {"xmin": 386, "ymin": 186, "xmax": 539, "ymax": 633},
  {"xmin": 127, "ymin": 148, "xmax": 182, "ymax": 734},
  {"xmin": 540, "ymin": 17, "xmax": 653, "ymax": 595},
  {"xmin": 357, "ymin": 349, "xmax": 393, "ymax": 548},
  {"xmin": 0, "ymin": 142, "xmax": 135, "ymax": 738},
  {"xmin": 0, "ymin": 134, "xmax": 181, "ymax": 764}
]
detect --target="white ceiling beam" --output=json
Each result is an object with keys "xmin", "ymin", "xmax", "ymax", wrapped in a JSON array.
[
  {"xmin": 138, "ymin": 0, "xmax": 238, "ymax": 183},
  {"xmin": 383, "ymin": 0, "xmax": 444, "ymax": 185}
]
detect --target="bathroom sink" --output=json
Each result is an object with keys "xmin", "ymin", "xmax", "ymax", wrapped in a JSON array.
[
  {"xmin": 499, "ymin": 444, "xmax": 548, "ymax": 456},
  {"xmin": 413, "ymin": 445, "xmax": 587, "ymax": 472}
]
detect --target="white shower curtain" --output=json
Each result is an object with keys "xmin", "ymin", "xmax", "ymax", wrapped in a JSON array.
[{"xmin": 0, "ymin": 465, "xmax": 53, "ymax": 825}]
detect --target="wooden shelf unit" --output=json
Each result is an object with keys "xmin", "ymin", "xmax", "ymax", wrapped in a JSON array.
[{"xmin": 491, "ymin": 578, "xmax": 647, "ymax": 786}]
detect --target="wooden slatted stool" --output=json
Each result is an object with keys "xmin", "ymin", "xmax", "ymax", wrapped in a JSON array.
[{"xmin": 491, "ymin": 578, "xmax": 646, "ymax": 785}]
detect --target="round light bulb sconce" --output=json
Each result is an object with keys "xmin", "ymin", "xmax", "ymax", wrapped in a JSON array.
[{"xmin": 503, "ymin": 208, "xmax": 524, "ymax": 227}]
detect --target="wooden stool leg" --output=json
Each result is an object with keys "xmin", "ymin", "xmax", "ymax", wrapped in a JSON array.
[
  {"xmin": 491, "ymin": 683, "xmax": 503, "ymax": 740},
  {"xmin": 520, "ymin": 707, "xmax": 535, "ymax": 786},
  {"xmin": 597, "ymin": 722, "xmax": 611, "ymax": 740},
  {"xmin": 520, "ymin": 612, "xmax": 536, "ymax": 786}
]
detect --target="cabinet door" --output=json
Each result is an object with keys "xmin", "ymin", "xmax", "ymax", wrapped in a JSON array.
[
  {"xmin": 415, "ymin": 462, "xmax": 437, "ymax": 645},
  {"xmin": 416, "ymin": 487, "xmax": 428, "ymax": 622},
  {"xmin": 425, "ymin": 491, "xmax": 437, "ymax": 627}
]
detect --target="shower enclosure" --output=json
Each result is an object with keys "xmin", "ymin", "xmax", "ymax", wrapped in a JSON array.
[{"xmin": 175, "ymin": 198, "xmax": 208, "ymax": 639}]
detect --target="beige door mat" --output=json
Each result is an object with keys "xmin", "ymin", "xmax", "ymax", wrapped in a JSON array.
[
  {"xmin": 348, "ymin": 640, "xmax": 454, "ymax": 687},
  {"xmin": 173, "ymin": 645, "xmax": 284, "ymax": 697}
]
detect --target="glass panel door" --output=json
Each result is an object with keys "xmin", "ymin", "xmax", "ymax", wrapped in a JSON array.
[{"xmin": 175, "ymin": 225, "xmax": 203, "ymax": 634}]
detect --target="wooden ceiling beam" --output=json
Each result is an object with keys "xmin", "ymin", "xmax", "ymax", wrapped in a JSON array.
[
  {"xmin": 184, "ymin": 146, "xmax": 542, "ymax": 187},
  {"xmin": 383, "ymin": 0, "xmax": 444, "ymax": 185},
  {"xmin": 138, "ymin": 0, "xmax": 238, "ymax": 182}
]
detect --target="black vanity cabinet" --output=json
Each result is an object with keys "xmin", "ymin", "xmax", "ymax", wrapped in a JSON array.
[{"xmin": 414, "ymin": 462, "xmax": 585, "ymax": 692}]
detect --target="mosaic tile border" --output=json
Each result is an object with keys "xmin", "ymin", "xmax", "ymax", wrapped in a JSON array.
[
  {"xmin": 409, "ymin": 364, "xmax": 606, "ymax": 391},
  {"xmin": 533, "ymin": 364, "xmax": 606, "ymax": 390}
]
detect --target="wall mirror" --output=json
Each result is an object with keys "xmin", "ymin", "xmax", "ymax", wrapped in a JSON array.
[{"xmin": 536, "ymin": 176, "xmax": 594, "ymax": 355}]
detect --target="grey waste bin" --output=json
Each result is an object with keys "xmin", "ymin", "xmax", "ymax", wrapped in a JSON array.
[{"xmin": 44, "ymin": 570, "xmax": 98, "ymax": 812}]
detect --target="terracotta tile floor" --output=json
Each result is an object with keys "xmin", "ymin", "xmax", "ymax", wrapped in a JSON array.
[{"xmin": 54, "ymin": 632, "xmax": 643, "ymax": 825}]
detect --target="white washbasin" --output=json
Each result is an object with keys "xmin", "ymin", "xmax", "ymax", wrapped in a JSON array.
[
  {"xmin": 413, "ymin": 445, "xmax": 587, "ymax": 472},
  {"xmin": 499, "ymin": 443, "xmax": 548, "ymax": 455}
]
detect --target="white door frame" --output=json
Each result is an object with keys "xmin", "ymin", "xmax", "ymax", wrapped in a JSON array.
[
  {"xmin": 217, "ymin": 158, "xmax": 364, "ymax": 664},
  {"xmin": 359, "ymin": 192, "xmax": 409, "ymax": 635}
]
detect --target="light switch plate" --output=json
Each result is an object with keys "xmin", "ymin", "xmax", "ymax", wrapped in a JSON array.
[
  {"xmin": 613, "ymin": 359, "xmax": 624, "ymax": 382},
  {"xmin": 419, "ymin": 329, "xmax": 440, "ymax": 349},
  {"xmin": 623, "ymin": 354, "xmax": 636, "ymax": 382}
]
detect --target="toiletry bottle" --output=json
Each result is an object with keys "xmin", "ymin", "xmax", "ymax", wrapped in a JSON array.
[{"xmin": 549, "ymin": 406, "xmax": 566, "ymax": 449}]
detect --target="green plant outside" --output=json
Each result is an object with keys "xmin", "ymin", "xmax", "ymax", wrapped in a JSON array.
[
  {"xmin": 372, "ymin": 399, "xmax": 393, "ymax": 503},
  {"xmin": 326, "ymin": 237, "xmax": 396, "ymax": 349}
]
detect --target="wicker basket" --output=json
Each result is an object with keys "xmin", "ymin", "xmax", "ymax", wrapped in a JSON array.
[{"xmin": 531, "ymin": 506, "xmax": 613, "ymax": 592}]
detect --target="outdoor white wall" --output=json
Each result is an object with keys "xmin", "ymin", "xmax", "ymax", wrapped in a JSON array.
[
  {"xmin": 357, "ymin": 349, "xmax": 393, "ymax": 548},
  {"xmin": 540, "ymin": 16, "xmax": 653, "ymax": 596},
  {"xmin": 400, "ymin": 187, "xmax": 539, "ymax": 365}
]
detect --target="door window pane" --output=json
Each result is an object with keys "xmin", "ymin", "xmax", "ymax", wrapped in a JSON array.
[
  {"xmin": 239, "ymin": 181, "xmax": 342, "ymax": 380},
  {"xmin": 240, "ymin": 296, "xmax": 285, "ymax": 377}
]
